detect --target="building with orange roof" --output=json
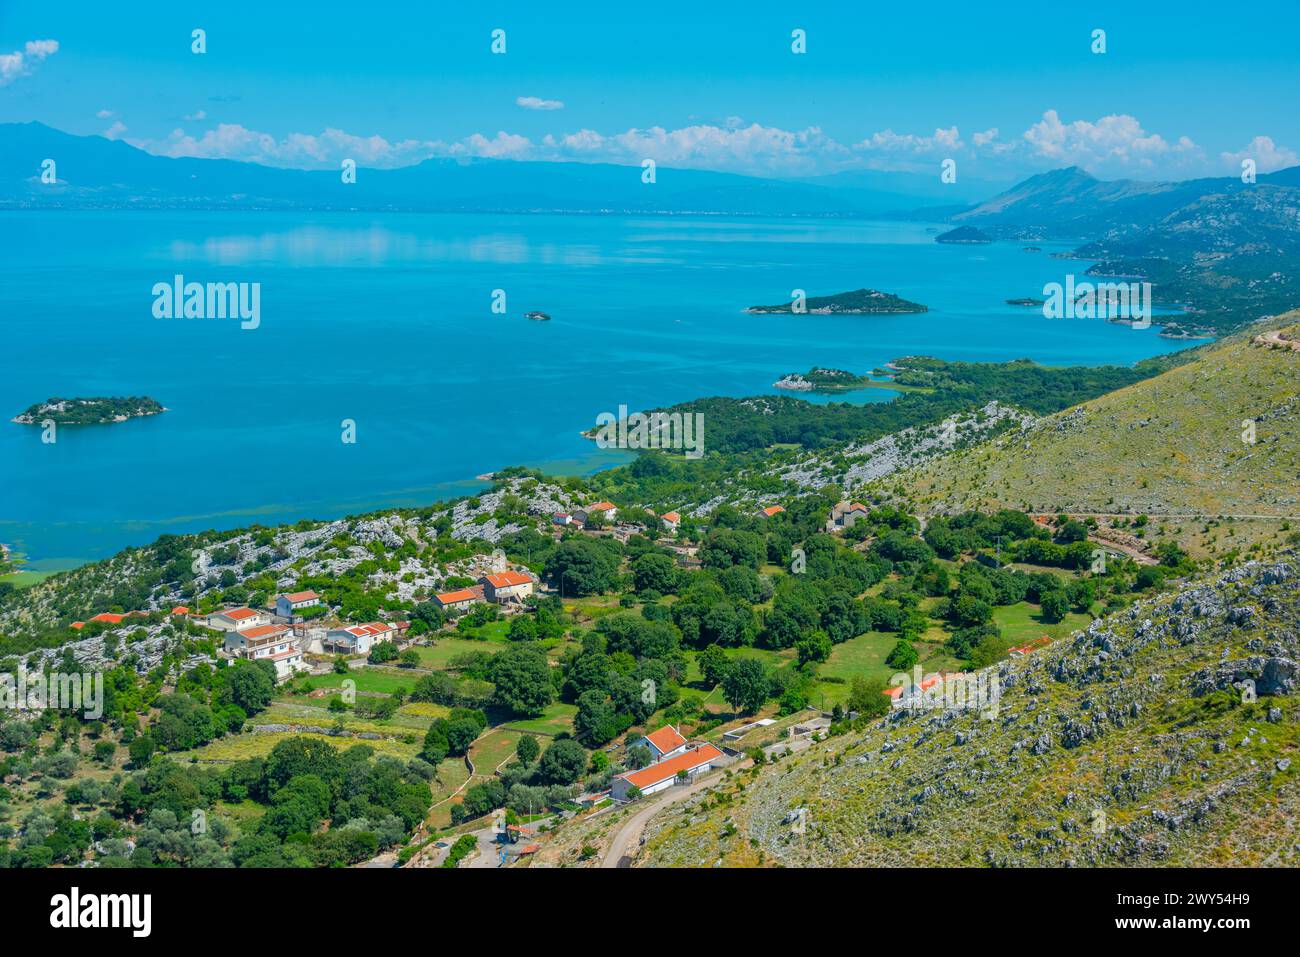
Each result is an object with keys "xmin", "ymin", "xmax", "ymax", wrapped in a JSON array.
[
  {"xmin": 574, "ymin": 501, "xmax": 618, "ymax": 525},
  {"xmin": 324, "ymin": 621, "xmax": 397, "ymax": 655},
  {"xmin": 759, "ymin": 505, "xmax": 785, "ymax": 518},
  {"xmin": 170, "ymin": 606, "xmax": 190, "ymax": 616},
  {"xmin": 660, "ymin": 511, "xmax": 681, "ymax": 531},
  {"xmin": 276, "ymin": 590, "xmax": 323, "ymax": 618},
  {"xmin": 223, "ymin": 624, "xmax": 305, "ymax": 680},
  {"xmin": 612, "ymin": 743, "xmax": 723, "ymax": 800},
  {"xmin": 480, "ymin": 570, "xmax": 534, "ymax": 603},
  {"xmin": 636, "ymin": 724, "xmax": 688, "ymax": 762},
  {"xmin": 432, "ymin": 586, "xmax": 482, "ymax": 613},
  {"xmin": 207, "ymin": 606, "xmax": 270, "ymax": 632},
  {"xmin": 89, "ymin": 612, "xmax": 125, "ymax": 625}
]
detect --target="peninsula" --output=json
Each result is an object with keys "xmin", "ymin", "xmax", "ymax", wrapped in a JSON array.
[{"xmin": 935, "ymin": 225, "xmax": 993, "ymax": 244}]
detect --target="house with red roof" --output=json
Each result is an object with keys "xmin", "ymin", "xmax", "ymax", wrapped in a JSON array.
[
  {"xmin": 223, "ymin": 624, "xmax": 306, "ymax": 680},
  {"xmin": 432, "ymin": 585, "xmax": 483, "ymax": 613},
  {"xmin": 612, "ymin": 743, "xmax": 723, "ymax": 800},
  {"xmin": 574, "ymin": 501, "xmax": 618, "ymax": 525},
  {"xmin": 758, "ymin": 504, "xmax": 785, "ymax": 518},
  {"xmin": 634, "ymin": 724, "xmax": 689, "ymax": 762},
  {"xmin": 480, "ymin": 570, "xmax": 534, "ymax": 604},
  {"xmin": 324, "ymin": 621, "xmax": 397, "ymax": 655},
  {"xmin": 207, "ymin": 607, "xmax": 269, "ymax": 632},
  {"xmin": 660, "ymin": 511, "xmax": 681, "ymax": 532},
  {"xmin": 275, "ymin": 590, "xmax": 322, "ymax": 619}
]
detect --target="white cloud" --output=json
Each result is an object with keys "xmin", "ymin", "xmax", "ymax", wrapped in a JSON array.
[
  {"xmin": 516, "ymin": 96, "xmax": 564, "ymax": 111},
  {"xmin": 103, "ymin": 120, "xmax": 128, "ymax": 140},
  {"xmin": 152, "ymin": 123, "xmax": 439, "ymax": 169},
  {"xmin": 855, "ymin": 126, "xmax": 964, "ymax": 154},
  {"xmin": 96, "ymin": 109, "xmax": 114, "ymax": 119},
  {"xmin": 1220, "ymin": 135, "xmax": 1298, "ymax": 174},
  {"xmin": 0, "ymin": 38, "xmax": 59, "ymax": 86},
  {"xmin": 183, "ymin": 109, "xmax": 208, "ymax": 122},
  {"xmin": 119, "ymin": 111, "xmax": 1236, "ymax": 181},
  {"xmin": 1020, "ymin": 110, "xmax": 1199, "ymax": 171}
]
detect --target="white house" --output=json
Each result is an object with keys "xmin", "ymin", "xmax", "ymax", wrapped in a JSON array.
[
  {"xmin": 660, "ymin": 511, "xmax": 681, "ymax": 533},
  {"xmin": 635, "ymin": 725, "xmax": 689, "ymax": 762},
  {"xmin": 325, "ymin": 621, "xmax": 397, "ymax": 655},
  {"xmin": 480, "ymin": 570, "xmax": 534, "ymax": 604},
  {"xmin": 224, "ymin": 624, "xmax": 307, "ymax": 680},
  {"xmin": 574, "ymin": 501, "xmax": 617, "ymax": 525},
  {"xmin": 208, "ymin": 607, "xmax": 269, "ymax": 632},
  {"xmin": 611, "ymin": 743, "xmax": 723, "ymax": 800},
  {"xmin": 275, "ymin": 590, "xmax": 322, "ymax": 619}
]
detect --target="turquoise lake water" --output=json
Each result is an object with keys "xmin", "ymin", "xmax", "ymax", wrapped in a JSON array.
[{"xmin": 0, "ymin": 211, "xmax": 1192, "ymax": 568}]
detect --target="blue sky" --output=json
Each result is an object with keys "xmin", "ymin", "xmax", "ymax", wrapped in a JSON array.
[{"xmin": 2, "ymin": 0, "xmax": 1297, "ymax": 181}]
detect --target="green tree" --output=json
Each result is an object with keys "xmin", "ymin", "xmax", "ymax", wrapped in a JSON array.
[
  {"xmin": 515, "ymin": 734, "xmax": 540, "ymax": 765},
  {"xmin": 697, "ymin": 644, "xmax": 730, "ymax": 687},
  {"xmin": 722, "ymin": 658, "xmax": 769, "ymax": 714},
  {"xmin": 487, "ymin": 645, "xmax": 554, "ymax": 717}
]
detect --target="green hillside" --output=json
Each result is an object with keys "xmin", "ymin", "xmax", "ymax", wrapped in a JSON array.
[
  {"xmin": 639, "ymin": 560, "xmax": 1300, "ymax": 868},
  {"xmin": 886, "ymin": 315, "xmax": 1300, "ymax": 559}
]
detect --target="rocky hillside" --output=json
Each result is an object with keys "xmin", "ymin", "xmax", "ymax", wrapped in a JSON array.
[
  {"xmin": 638, "ymin": 560, "xmax": 1300, "ymax": 867},
  {"xmin": 882, "ymin": 316, "xmax": 1300, "ymax": 558}
]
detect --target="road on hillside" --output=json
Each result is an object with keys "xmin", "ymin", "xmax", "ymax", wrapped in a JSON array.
[{"xmin": 600, "ymin": 760, "xmax": 750, "ymax": 868}]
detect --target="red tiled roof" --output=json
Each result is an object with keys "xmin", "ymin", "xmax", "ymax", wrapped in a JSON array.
[
  {"xmin": 239, "ymin": 624, "xmax": 290, "ymax": 641},
  {"xmin": 220, "ymin": 607, "xmax": 260, "ymax": 621},
  {"xmin": 344, "ymin": 622, "xmax": 394, "ymax": 638},
  {"xmin": 435, "ymin": 588, "xmax": 478, "ymax": 604},
  {"xmin": 90, "ymin": 613, "xmax": 125, "ymax": 624},
  {"xmin": 661, "ymin": 511, "xmax": 681, "ymax": 523},
  {"xmin": 281, "ymin": 590, "xmax": 320, "ymax": 603},
  {"xmin": 619, "ymin": 744, "xmax": 722, "ymax": 791},
  {"xmin": 644, "ymin": 725, "xmax": 687, "ymax": 755},
  {"xmin": 485, "ymin": 570, "xmax": 532, "ymax": 588},
  {"xmin": 588, "ymin": 501, "xmax": 616, "ymax": 511},
  {"xmin": 70, "ymin": 622, "xmax": 85, "ymax": 630},
  {"xmin": 760, "ymin": 505, "xmax": 785, "ymax": 517},
  {"xmin": 171, "ymin": 606, "xmax": 190, "ymax": 615}
]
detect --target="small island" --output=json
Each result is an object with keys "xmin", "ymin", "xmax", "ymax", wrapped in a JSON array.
[
  {"xmin": 12, "ymin": 396, "xmax": 166, "ymax": 426},
  {"xmin": 1005, "ymin": 297, "xmax": 1046, "ymax": 307},
  {"xmin": 1022, "ymin": 246, "xmax": 1042, "ymax": 253},
  {"xmin": 935, "ymin": 225, "xmax": 993, "ymax": 244},
  {"xmin": 746, "ymin": 288, "xmax": 927, "ymax": 315},
  {"xmin": 524, "ymin": 311, "xmax": 551, "ymax": 322}
]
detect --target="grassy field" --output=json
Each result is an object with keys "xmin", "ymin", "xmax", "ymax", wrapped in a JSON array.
[
  {"xmin": 500, "ymin": 702, "xmax": 577, "ymax": 736},
  {"xmin": 468, "ymin": 728, "xmax": 523, "ymax": 775},
  {"xmin": 295, "ymin": 667, "xmax": 422, "ymax": 696},
  {"xmin": 992, "ymin": 602, "xmax": 1092, "ymax": 645},
  {"xmin": 183, "ymin": 730, "xmax": 421, "ymax": 762}
]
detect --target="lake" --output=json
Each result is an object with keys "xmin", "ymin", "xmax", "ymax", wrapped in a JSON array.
[{"xmin": 0, "ymin": 210, "xmax": 1191, "ymax": 568}]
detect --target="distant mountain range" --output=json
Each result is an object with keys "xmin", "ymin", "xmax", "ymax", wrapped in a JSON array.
[
  {"xmin": 0, "ymin": 121, "xmax": 987, "ymax": 217},
  {"xmin": 5, "ymin": 121, "xmax": 1298, "ymax": 335}
]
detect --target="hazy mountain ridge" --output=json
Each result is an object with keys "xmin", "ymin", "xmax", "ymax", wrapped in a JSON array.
[{"xmin": 0, "ymin": 122, "xmax": 954, "ymax": 217}]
